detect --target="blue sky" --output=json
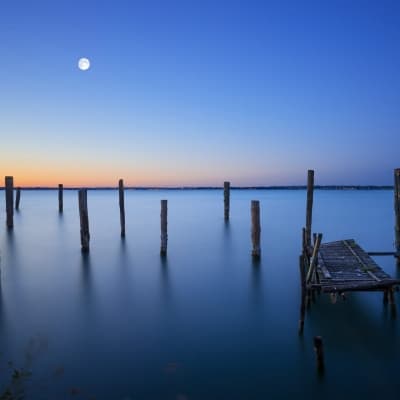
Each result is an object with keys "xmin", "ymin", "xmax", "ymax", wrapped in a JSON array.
[{"xmin": 1, "ymin": 0, "xmax": 399, "ymax": 186}]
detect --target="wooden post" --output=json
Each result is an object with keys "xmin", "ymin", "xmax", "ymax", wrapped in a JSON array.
[
  {"xmin": 251, "ymin": 200, "xmax": 261, "ymax": 258},
  {"xmin": 306, "ymin": 233, "xmax": 322, "ymax": 283},
  {"xmin": 224, "ymin": 181, "xmax": 230, "ymax": 220},
  {"xmin": 58, "ymin": 184, "xmax": 63, "ymax": 213},
  {"xmin": 394, "ymin": 168, "xmax": 400, "ymax": 253},
  {"xmin": 305, "ymin": 170, "xmax": 314, "ymax": 248},
  {"xmin": 78, "ymin": 189, "xmax": 90, "ymax": 252},
  {"xmin": 118, "ymin": 179, "xmax": 126, "ymax": 237},
  {"xmin": 298, "ymin": 254, "xmax": 306, "ymax": 335},
  {"xmin": 15, "ymin": 187, "xmax": 21, "ymax": 210},
  {"xmin": 313, "ymin": 336, "xmax": 325, "ymax": 372},
  {"xmin": 5, "ymin": 176, "xmax": 14, "ymax": 228},
  {"xmin": 160, "ymin": 199, "xmax": 168, "ymax": 255}
]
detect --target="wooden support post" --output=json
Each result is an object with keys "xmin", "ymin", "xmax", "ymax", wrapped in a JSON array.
[
  {"xmin": 78, "ymin": 189, "xmax": 90, "ymax": 252},
  {"xmin": 313, "ymin": 336, "xmax": 325, "ymax": 372},
  {"xmin": 224, "ymin": 181, "xmax": 230, "ymax": 220},
  {"xmin": 118, "ymin": 179, "xmax": 126, "ymax": 237},
  {"xmin": 15, "ymin": 187, "xmax": 21, "ymax": 210},
  {"xmin": 302, "ymin": 227, "xmax": 306, "ymax": 255},
  {"xmin": 383, "ymin": 289, "xmax": 389, "ymax": 305},
  {"xmin": 160, "ymin": 199, "xmax": 168, "ymax": 255},
  {"xmin": 5, "ymin": 176, "xmax": 14, "ymax": 228},
  {"xmin": 251, "ymin": 200, "xmax": 261, "ymax": 258},
  {"xmin": 306, "ymin": 233, "xmax": 322, "ymax": 283},
  {"xmin": 58, "ymin": 184, "xmax": 63, "ymax": 213},
  {"xmin": 394, "ymin": 168, "xmax": 400, "ymax": 253},
  {"xmin": 298, "ymin": 254, "xmax": 306, "ymax": 335},
  {"xmin": 305, "ymin": 170, "xmax": 314, "ymax": 247}
]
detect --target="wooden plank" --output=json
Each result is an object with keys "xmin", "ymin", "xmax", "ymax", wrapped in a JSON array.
[{"xmin": 306, "ymin": 233, "xmax": 322, "ymax": 283}]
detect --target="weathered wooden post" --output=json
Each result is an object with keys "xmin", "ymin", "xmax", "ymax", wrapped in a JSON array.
[
  {"xmin": 15, "ymin": 187, "xmax": 21, "ymax": 210},
  {"xmin": 78, "ymin": 189, "xmax": 90, "ymax": 252},
  {"xmin": 58, "ymin": 184, "xmax": 63, "ymax": 213},
  {"xmin": 224, "ymin": 181, "xmax": 230, "ymax": 220},
  {"xmin": 5, "ymin": 176, "xmax": 14, "ymax": 228},
  {"xmin": 298, "ymin": 254, "xmax": 306, "ymax": 335},
  {"xmin": 394, "ymin": 168, "xmax": 400, "ymax": 253},
  {"xmin": 305, "ymin": 169, "xmax": 314, "ymax": 248},
  {"xmin": 119, "ymin": 179, "xmax": 126, "ymax": 237},
  {"xmin": 251, "ymin": 200, "xmax": 261, "ymax": 258},
  {"xmin": 160, "ymin": 200, "xmax": 168, "ymax": 255},
  {"xmin": 313, "ymin": 336, "xmax": 325, "ymax": 372}
]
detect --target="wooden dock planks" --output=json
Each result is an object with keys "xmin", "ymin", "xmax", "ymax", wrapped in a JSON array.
[{"xmin": 312, "ymin": 239, "xmax": 400, "ymax": 293}]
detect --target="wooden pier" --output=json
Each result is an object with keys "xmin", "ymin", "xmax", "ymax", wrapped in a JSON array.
[{"xmin": 299, "ymin": 169, "xmax": 400, "ymax": 334}]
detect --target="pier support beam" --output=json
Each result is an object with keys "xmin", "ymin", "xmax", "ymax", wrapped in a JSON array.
[
  {"xmin": 305, "ymin": 170, "xmax": 314, "ymax": 248},
  {"xmin": 224, "ymin": 181, "xmax": 230, "ymax": 221},
  {"xmin": 5, "ymin": 176, "xmax": 14, "ymax": 228},
  {"xmin": 119, "ymin": 179, "xmax": 126, "ymax": 237},
  {"xmin": 78, "ymin": 189, "xmax": 90, "ymax": 252},
  {"xmin": 313, "ymin": 336, "xmax": 325, "ymax": 373},
  {"xmin": 160, "ymin": 199, "xmax": 168, "ymax": 255},
  {"xmin": 394, "ymin": 168, "xmax": 400, "ymax": 254},
  {"xmin": 15, "ymin": 187, "xmax": 21, "ymax": 211},
  {"xmin": 251, "ymin": 200, "xmax": 261, "ymax": 258},
  {"xmin": 58, "ymin": 184, "xmax": 63, "ymax": 213}
]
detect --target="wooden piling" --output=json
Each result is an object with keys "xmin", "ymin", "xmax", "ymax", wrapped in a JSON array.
[
  {"xmin": 224, "ymin": 181, "xmax": 230, "ymax": 220},
  {"xmin": 118, "ymin": 179, "xmax": 126, "ymax": 237},
  {"xmin": 15, "ymin": 187, "xmax": 21, "ymax": 210},
  {"xmin": 306, "ymin": 233, "xmax": 322, "ymax": 283},
  {"xmin": 305, "ymin": 170, "xmax": 314, "ymax": 248},
  {"xmin": 394, "ymin": 168, "xmax": 400, "ymax": 253},
  {"xmin": 298, "ymin": 254, "xmax": 306, "ymax": 335},
  {"xmin": 5, "ymin": 176, "xmax": 14, "ymax": 228},
  {"xmin": 78, "ymin": 189, "xmax": 90, "ymax": 252},
  {"xmin": 251, "ymin": 200, "xmax": 261, "ymax": 258},
  {"xmin": 160, "ymin": 199, "xmax": 168, "ymax": 255},
  {"xmin": 58, "ymin": 184, "xmax": 63, "ymax": 213},
  {"xmin": 313, "ymin": 336, "xmax": 325, "ymax": 372}
]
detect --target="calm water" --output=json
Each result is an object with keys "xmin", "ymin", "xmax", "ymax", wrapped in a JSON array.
[{"xmin": 0, "ymin": 189, "xmax": 399, "ymax": 399}]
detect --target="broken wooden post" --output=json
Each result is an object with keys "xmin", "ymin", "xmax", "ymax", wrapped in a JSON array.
[
  {"xmin": 224, "ymin": 181, "xmax": 230, "ymax": 220},
  {"xmin": 305, "ymin": 170, "xmax": 314, "ymax": 248},
  {"xmin": 313, "ymin": 336, "xmax": 325, "ymax": 372},
  {"xmin": 15, "ymin": 187, "xmax": 21, "ymax": 210},
  {"xmin": 78, "ymin": 189, "xmax": 90, "ymax": 252},
  {"xmin": 251, "ymin": 200, "xmax": 261, "ymax": 258},
  {"xmin": 394, "ymin": 168, "xmax": 400, "ymax": 253},
  {"xmin": 160, "ymin": 199, "xmax": 168, "ymax": 255},
  {"xmin": 5, "ymin": 176, "xmax": 14, "ymax": 228},
  {"xmin": 58, "ymin": 184, "xmax": 63, "ymax": 213},
  {"xmin": 298, "ymin": 254, "xmax": 306, "ymax": 335},
  {"xmin": 118, "ymin": 179, "xmax": 126, "ymax": 237}
]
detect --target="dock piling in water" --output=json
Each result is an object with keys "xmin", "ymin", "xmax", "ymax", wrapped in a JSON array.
[
  {"xmin": 251, "ymin": 200, "xmax": 261, "ymax": 258},
  {"xmin": 58, "ymin": 184, "xmax": 63, "ymax": 213},
  {"xmin": 305, "ymin": 170, "xmax": 314, "ymax": 248},
  {"xmin": 5, "ymin": 176, "xmax": 14, "ymax": 228},
  {"xmin": 78, "ymin": 189, "xmax": 90, "ymax": 252},
  {"xmin": 224, "ymin": 181, "xmax": 230, "ymax": 220},
  {"xmin": 119, "ymin": 179, "xmax": 126, "ymax": 237},
  {"xmin": 394, "ymin": 168, "xmax": 400, "ymax": 253},
  {"xmin": 15, "ymin": 187, "xmax": 21, "ymax": 210},
  {"xmin": 160, "ymin": 199, "xmax": 168, "ymax": 255},
  {"xmin": 313, "ymin": 336, "xmax": 325, "ymax": 372}
]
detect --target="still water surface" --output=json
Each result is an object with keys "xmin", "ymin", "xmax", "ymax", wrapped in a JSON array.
[{"xmin": 0, "ymin": 189, "xmax": 399, "ymax": 399}]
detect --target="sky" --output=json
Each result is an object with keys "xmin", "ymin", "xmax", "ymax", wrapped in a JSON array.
[{"xmin": 0, "ymin": 0, "xmax": 399, "ymax": 187}]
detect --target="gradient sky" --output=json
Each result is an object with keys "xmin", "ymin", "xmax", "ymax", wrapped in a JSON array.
[{"xmin": 1, "ymin": 0, "xmax": 399, "ymax": 186}]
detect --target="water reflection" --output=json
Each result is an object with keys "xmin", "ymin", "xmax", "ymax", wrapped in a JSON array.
[
  {"xmin": 80, "ymin": 252, "xmax": 92, "ymax": 305},
  {"xmin": 159, "ymin": 255, "xmax": 171, "ymax": 304}
]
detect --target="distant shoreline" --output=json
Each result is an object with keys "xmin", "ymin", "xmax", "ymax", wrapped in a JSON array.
[{"xmin": 0, "ymin": 186, "xmax": 394, "ymax": 190}]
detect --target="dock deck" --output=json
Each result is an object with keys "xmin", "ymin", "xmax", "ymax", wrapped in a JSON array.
[{"xmin": 311, "ymin": 239, "xmax": 400, "ymax": 293}]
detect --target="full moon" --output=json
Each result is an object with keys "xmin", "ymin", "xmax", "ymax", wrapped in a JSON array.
[{"xmin": 78, "ymin": 57, "xmax": 90, "ymax": 71}]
